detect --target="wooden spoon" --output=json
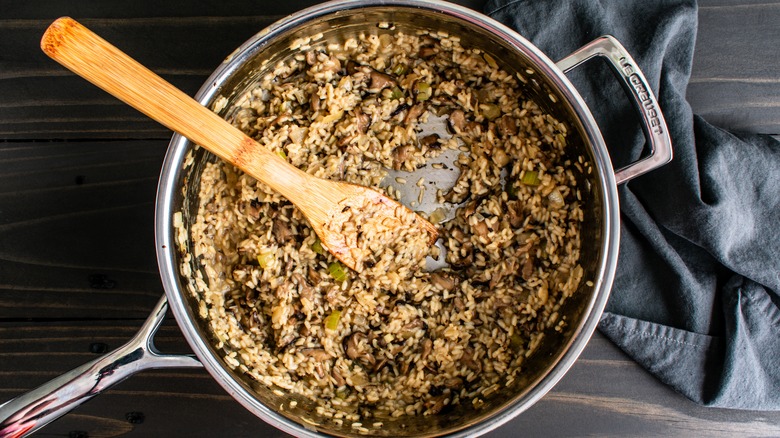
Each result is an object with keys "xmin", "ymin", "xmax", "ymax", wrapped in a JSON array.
[{"xmin": 41, "ymin": 17, "xmax": 437, "ymax": 271}]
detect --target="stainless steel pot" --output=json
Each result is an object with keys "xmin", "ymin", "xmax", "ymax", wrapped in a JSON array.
[{"xmin": 0, "ymin": 1, "xmax": 671, "ymax": 436}]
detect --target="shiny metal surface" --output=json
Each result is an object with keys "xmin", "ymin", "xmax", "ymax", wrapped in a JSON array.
[
  {"xmin": 556, "ymin": 35, "xmax": 673, "ymax": 184},
  {"xmin": 0, "ymin": 1, "xmax": 672, "ymax": 437},
  {"xmin": 0, "ymin": 297, "xmax": 201, "ymax": 438},
  {"xmin": 157, "ymin": 1, "xmax": 627, "ymax": 437}
]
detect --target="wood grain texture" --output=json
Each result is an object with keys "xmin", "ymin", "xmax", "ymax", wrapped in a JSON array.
[
  {"xmin": 37, "ymin": 17, "xmax": 437, "ymax": 270},
  {"xmin": 687, "ymin": 0, "xmax": 780, "ymax": 133},
  {"xmin": 2, "ymin": 321, "xmax": 778, "ymax": 437},
  {"xmin": 1, "ymin": 0, "xmax": 777, "ymax": 139},
  {"xmin": 0, "ymin": 140, "xmax": 166, "ymax": 320},
  {"xmin": 0, "ymin": 16, "xmax": 277, "ymax": 139},
  {"xmin": 1, "ymin": 0, "xmax": 779, "ymax": 437}
]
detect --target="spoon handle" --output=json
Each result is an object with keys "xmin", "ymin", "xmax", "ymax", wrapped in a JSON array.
[{"xmin": 41, "ymin": 17, "xmax": 307, "ymax": 196}]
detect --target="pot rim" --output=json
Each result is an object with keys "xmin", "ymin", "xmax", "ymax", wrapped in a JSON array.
[{"xmin": 155, "ymin": 1, "xmax": 620, "ymax": 436}]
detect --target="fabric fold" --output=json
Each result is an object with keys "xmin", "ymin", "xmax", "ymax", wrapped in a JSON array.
[{"xmin": 486, "ymin": 0, "xmax": 780, "ymax": 409}]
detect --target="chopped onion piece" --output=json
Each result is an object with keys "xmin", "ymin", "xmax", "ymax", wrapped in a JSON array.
[
  {"xmin": 429, "ymin": 207, "xmax": 448, "ymax": 224},
  {"xmin": 548, "ymin": 188, "xmax": 565, "ymax": 208}
]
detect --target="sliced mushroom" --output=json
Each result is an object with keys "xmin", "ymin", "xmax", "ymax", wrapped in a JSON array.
[
  {"xmin": 419, "ymin": 133, "xmax": 440, "ymax": 149},
  {"xmin": 404, "ymin": 104, "xmax": 425, "ymax": 124},
  {"xmin": 400, "ymin": 319, "xmax": 425, "ymax": 339},
  {"xmin": 355, "ymin": 110, "xmax": 370, "ymax": 133},
  {"xmin": 344, "ymin": 332, "xmax": 376, "ymax": 367},
  {"xmin": 245, "ymin": 200, "xmax": 261, "ymax": 221},
  {"xmin": 307, "ymin": 269, "xmax": 322, "ymax": 286},
  {"xmin": 232, "ymin": 107, "xmax": 257, "ymax": 130},
  {"xmin": 472, "ymin": 220, "xmax": 489, "ymax": 240},
  {"xmin": 293, "ymin": 273, "xmax": 314, "ymax": 303},
  {"xmin": 516, "ymin": 237, "xmax": 534, "ymax": 255},
  {"xmin": 453, "ymin": 297, "xmax": 465, "ymax": 312},
  {"xmin": 372, "ymin": 357, "xmax": 389, "ymax": 374},
  {"xmin": 331, "ymin": 368, "xmax": 346, "ymax": 387},
  {"xmin": 271, "ymin": 114, "xmax": 294, "ymax": 126},
  {"xmin": 337, "ymin": 133, "xmax": 358, "ymax": 148},
  {"xmin": 399, "ymin": 358, "xmax": 413, "ymax": 376},
  {"xmin": 507, "ymin": 200, "xmax": 523, "ymax": 228},
  {"xmin": 521, "ymin": 255, "xmax": 535, "ymax": 281},
  {"xmin": 444, "ymin": 377, "xmax": 464, "ymax": 390},
  {"xmin": 475, "ymin": 88, "xmax": 492, "ymax": 104},
  {"xmin": 344, "ymin": 332, "xmax": 363, "ymax": 359},
  {"xmin": 273, "ymin": 219, "xmax": 294, "ymax": 243},
  {"xmin": 310, "ymin": 94, "xmax": 321, "ymax": 112},
  {"xmin": 421, "ymin": 337, "xmax": 433, "ymax": 361},
  {"xmin": 425, "ymin": 395, "xmax": 448, "ymax": 415},
  {"xmin": 368, "ymin": 69, "xmax": 397, "ymax": 92},
  {"xmin": 469, "ymin": 268, "xmax": 491, "ymax": 285},
  {"xmin": 301, "ymin": 348, "xmax": 331, "ymax": 362},
  {"xmin": 430, "ymin": 271, "xmax": 459, "ymax": 291},
  {"xmin": 461, "ymin": 347, "xmax": 482, "ymax": 374},
  {"xmin": 448, "ymin": 109, "xmax": 466, "ymax": 133},
  {"xmin": 443, "ymin": 172, "xmax": 470, "ymax": 204},
  {"xmin": 275, "ymin": 330, "xmax": 298, "ymax": 352},
  {"xmin": 391, "ymin": 145, "xmax": 419, "ymax": 171},
  {"xmin": 418, "ymin": 46, "xmax": 437, "ymax": 59},
  {"xmin": 460, "ymin": 201, "xmax": 477, "ymax": 218},
  {"xmin": 496, "ymin": 114, "xmax": 517, "ymax": 137},
  {"xmin": 346, "ymin": 60, "xmax": 360, "ymax": 75},
  {"xmin": 489, "ymin": 259, "xmax": 517, "ymax": 289},
  {"xmin": 325, "ymin": 284, "xmax": 340, "ymax": 306}
]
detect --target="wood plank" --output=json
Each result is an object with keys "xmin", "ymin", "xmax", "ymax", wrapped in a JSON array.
[
  {"xmin": 0, "ymin": 319, "xmax": 285, "ymax": 437},
  {"xmin": 0, "ymin": 17, "xmax": 280, "ymax": 140},
  {"xmin": 0, "ymin": 140, "xmax": 166, "ymax": 320},
  {"xmin": 0, "ymin": 0, "xmax": 486, "ymax": 140},
  {"xmin": 2, "ymin": 319, "xmax": 779, "ymax": 437},
  {"xmin": 687, "ymin": 0, "xmax": 780, "ymax": 133},
  {"xmin": 7, "ymin": 0, "xmax": 779, "ymax": 139},
  {"xmin": 1, "ymin": 0, "xmax": 779, "ymax": 436},
  {"xmin": 2, "ymin": 0, "xmax": 324, "ymax": 19}
]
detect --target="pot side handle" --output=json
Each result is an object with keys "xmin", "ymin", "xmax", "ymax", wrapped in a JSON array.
[
  {"xmin": 556, "ymin": 35, "xmax": 673, "ymax": 184},
  {"xmin": 0, "ymin": 296, "xmax": 202, "ymax": 438}
]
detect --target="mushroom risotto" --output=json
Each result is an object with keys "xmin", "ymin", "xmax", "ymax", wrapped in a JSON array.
[{"xmin": 176, "ymin": 29, "xmax": 586, "ymax": 424}]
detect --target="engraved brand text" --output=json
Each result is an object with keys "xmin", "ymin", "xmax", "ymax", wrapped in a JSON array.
[{"xmin": 620, "ymin": 58, "xmax": 663, "ymax": 135}]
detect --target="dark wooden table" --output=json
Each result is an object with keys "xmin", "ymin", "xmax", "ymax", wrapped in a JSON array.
[{"xmin": 2, "ymin": 1, "xmax": 779, "ymax": 436}]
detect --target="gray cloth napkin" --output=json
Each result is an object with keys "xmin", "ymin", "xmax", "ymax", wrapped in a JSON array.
[{"xmin": 485, "ymin": 0, "xmax": 780, "ymax": 409}]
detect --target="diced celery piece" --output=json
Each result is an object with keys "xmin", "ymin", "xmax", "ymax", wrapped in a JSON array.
[{"xmin": 328, "ymin": 262, "xmax": 348, "ymax": 282}]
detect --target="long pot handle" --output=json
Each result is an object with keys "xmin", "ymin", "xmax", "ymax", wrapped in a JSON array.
[
  {"xmin": 556, "ymin": 35, "xmax": 673, "ymax": 184},
  {"xmin": 0, "ymin": 296, "xmax": 202, "ymax": 438}
]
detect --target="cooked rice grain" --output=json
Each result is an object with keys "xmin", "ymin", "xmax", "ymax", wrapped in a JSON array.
[{"xmin": 179, "ymin": 30, "xmax": 585, "ymax": 423}]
